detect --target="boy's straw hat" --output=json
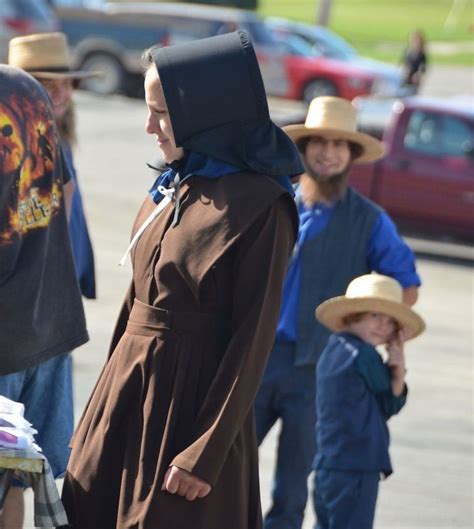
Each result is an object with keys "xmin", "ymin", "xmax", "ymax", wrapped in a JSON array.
[
  {"xmin": 283, "ymin": 96, "xmax": 385, "ymax": 163},
  {"xmin": 8, "ymin": 32, "xmax": 98, "ymax": 80},
  {"xmin": 315, "ymin": 273, "xmax": 425, "ymax": 340}
]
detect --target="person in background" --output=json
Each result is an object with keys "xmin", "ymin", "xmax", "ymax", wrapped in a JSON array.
[
  {"xmin": 401, "ymin": 30, "xmax": 428, "ymax": 95},
  {"xmin": 0, "ymin": 65, "xmax": 88, "ymax": 529},
  {"xmin": 61, "ymin": 30, "xmax": 301, "ymax": 529},
  {"xmin": 313, "ymin": 273, "xmax": 425, "ymax": 529},
  {"xmin": 9, "ymin": 32, "xmax": 97, "ymax": 299},
  {"xmin": 255, "ymin": 96, "xmax": 421, "ymax": 529}
]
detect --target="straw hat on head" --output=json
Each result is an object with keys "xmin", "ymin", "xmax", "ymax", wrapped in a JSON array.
[
  {"xmin": 283, "ymin": 96, "xmax": 385, "ymax": 163},
  {"xmin": 8, "ymin": 32, "xmax": 98, "ymax": 80},
  {"xmin": 315, "ymin": 273, "xmax": 425, "ymax": 340}
]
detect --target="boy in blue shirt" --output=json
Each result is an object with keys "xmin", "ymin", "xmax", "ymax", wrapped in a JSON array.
[{"xmin": 313, "ymin": 273, "xmax": 425, "ymax": 529}]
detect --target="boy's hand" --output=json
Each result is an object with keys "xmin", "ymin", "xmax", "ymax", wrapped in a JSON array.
[
  {"xmin": 161, "ymin": 465, "xmax": 211, "ymax": 501},
  {"xmin": 387, "ymin": 330, "xmax": 405, "ymax": 373},
  {"xmin": 386, "ymin": 330, "xmax": 406, "ymax": 396}
]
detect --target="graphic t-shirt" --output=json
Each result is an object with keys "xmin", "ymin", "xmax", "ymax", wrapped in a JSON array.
[{"xmin": 0, "ymin": 66, "xmax": 88, "ymax": 374}]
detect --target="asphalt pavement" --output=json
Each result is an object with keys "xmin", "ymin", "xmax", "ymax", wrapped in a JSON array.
[{"xmin": 22, "ymin": 65, "xmax": 473, "ymax": 528}]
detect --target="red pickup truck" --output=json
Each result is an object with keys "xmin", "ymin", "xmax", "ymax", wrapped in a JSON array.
[{"xmin": 349, "ymin": 96, "xmax": 474, "ymax": 242}]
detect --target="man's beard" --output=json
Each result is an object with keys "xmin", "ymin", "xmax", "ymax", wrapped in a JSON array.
[{"xmin": 301, "ymin": 161, "xmax": 351, "ymax": 205}]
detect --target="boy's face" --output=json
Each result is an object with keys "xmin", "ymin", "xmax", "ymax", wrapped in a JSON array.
[{"xmin": 346, "ymin": 312, "xmax": 398, "ymax": 347}]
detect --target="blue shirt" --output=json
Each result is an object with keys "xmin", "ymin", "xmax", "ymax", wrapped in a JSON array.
[{"xmin": 276, "ymin": 197, "xmax": 421, "ymax": 342}]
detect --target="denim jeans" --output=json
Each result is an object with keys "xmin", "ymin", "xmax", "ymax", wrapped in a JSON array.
[
  {"xmin": 255, "ymin": 342, "xmax": 316, "ymax": 529},
  {"xmin": 0, "ymin": 352, "xmax": 73, "ymax": 480},
  {"xmin": 314, "ymin": 469, "xmax": 379, "ymax": 529}
]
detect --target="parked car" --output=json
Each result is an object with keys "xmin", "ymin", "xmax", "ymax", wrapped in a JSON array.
[
  {"xmin": 51, "ymin": 0, "xmax": 288, "ymax": 97},
  {"xmin": 0, "ymin": 0, "xmax": 59, "ymax": 63},
  {"xmin": 267, "ymin": 18, "xmax": 404, "ymax": 97},
  {"xmin": 349, "ymin": 96, "xmax": 474, "ymax": 242},
  {"xmin": 270, "ymin": 30, "xmax": 375, "ymax": 103}
]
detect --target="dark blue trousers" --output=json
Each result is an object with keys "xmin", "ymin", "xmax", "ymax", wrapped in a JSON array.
[
  {"xmin": 314, "ymin": 469, "xmax": 379, "ymax": 529},
  {"xmin": 255, "ymin": 342, "xmax": 316, "ymax": 529}
]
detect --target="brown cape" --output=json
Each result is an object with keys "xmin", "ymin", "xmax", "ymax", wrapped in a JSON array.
[{"xmin": 62, "ymin": 172, "xmax": 297, "ymax": 529}]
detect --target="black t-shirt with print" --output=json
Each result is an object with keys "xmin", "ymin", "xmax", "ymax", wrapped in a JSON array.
[{"xmin": 0, "ymin": 66, "xmax": 88, "ymax": 374}]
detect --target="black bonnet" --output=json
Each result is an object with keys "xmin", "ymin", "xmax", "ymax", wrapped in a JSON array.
[{"xmin": 150, "ymin": 31, "xmax": 303, "ymax": 178}]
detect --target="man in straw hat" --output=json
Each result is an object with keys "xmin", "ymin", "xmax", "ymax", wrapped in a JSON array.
[
  {"xmin": 8, "ymin": 31, "xmax": 97, "ymax": 300},
  {"xmin": 313, "ymin": 273, "xmax": 425, "ymax": 529},
  {"xmin": 255, "ymin": 96, "xmax": 421, "ymax": 529},
  {"xmin": 0, "ymin": 64, "xmax": 88, "ymax": 528}
]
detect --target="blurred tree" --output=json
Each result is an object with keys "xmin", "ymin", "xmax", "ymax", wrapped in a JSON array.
[{"xmin": 316, "ymin": 0, "xmax": 332, "ymax": 26}]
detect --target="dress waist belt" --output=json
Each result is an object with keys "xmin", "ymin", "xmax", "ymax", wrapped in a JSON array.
[{"xmin": 126, "ymin": 298, "xmax": 229, "ymax": 338}]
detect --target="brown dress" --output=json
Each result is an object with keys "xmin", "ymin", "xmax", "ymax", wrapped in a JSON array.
[{"xmin": 62, "ymin": 172, "xmax": 297, "ymax": 529}]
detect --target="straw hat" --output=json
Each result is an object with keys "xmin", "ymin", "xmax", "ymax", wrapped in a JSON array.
[
  {"xmin": 315, "ymin": 274, "xmax": 425, "ymax": 340},
  {"xmin": 8, "ymin": 32, "xmax": 98, "ymax": 80},
  {"xmin": 283, "ymin": 96, "xmax": 385, "ymax": 163}
]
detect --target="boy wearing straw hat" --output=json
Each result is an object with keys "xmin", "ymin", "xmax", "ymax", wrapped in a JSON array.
[
  {"xmin": 313, "ymin": 273, "xmax": 425, "ymax": 529},
  {"xmin": 255, "ymin": 96, "xmax": 421, "ymax": 529}
]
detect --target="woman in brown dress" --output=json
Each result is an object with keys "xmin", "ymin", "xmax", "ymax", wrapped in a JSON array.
[{"xmin": 62, "ymin": 31, "xmax": 302, "ymax": 529}]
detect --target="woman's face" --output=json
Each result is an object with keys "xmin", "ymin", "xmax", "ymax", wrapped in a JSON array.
[
  {"xmin": 39, "ymin": 78, "xmax": 73, "ymax": 120},
  {"xmin": 144, "ymin": 66, "xmax": 184, "ymax": 164}
]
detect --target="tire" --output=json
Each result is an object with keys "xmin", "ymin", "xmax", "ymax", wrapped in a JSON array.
[
  {"xmin": 302, "ymin": 79, "xmax": 338, "ymax": 104},
  {"xmin": 79, "ymin": 53, "xmax": 125, "ymax": 95}
]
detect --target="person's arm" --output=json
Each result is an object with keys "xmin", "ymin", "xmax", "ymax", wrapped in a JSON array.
[
  {"xmin": 386, "ymin": 330, "xmax": 406, "ymax": 397},
  {"xmin": 402, "ymin": 285, "xmax": 418, "ymax": 306},
  {"xmin": 367, "ymin": 211, "xmax": 421, "ymax": 304},
  {"xmin": 165, "ymin": 196, "xmax": 296, "ymax": 493},
  {"xmin": 64, "ymin": 180, "xmax": 74, "ymax": 220},
  {"xmin": 59, "ymin": 145, "xmax": 75, "ymax": 220},
  {"xmin": 355, "ymin": 344, "xmax": 407, "ymax": 419}
]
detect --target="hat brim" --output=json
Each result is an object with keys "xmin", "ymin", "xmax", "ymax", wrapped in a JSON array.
[
  {"xmin": 283, "ymin": 124, "xmax": 385, "ymax": 163},
  {"xmin": 315, "ymin": 296, "xmax": 425, "ymax": 340},
  {"xmin": 28, "ymin": 70, "xmax": 101, "ymax": 80}
]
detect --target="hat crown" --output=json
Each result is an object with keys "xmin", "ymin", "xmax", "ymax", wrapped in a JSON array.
[
  {"xmin": 8, "ymin": 32, "xmax": 71, "ymax": 71},
  {"xmin": 304, "ymin": 96, "xmax": 358, "ymax": 135},
  {"xmin": 345, "ymin": 274, "xmax": 403, "ymax": 303}
]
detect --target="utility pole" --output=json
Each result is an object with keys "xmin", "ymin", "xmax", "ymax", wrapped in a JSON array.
[{"xmin": 316, "ymin": 0, "xmax": 333, "ymax": 27}]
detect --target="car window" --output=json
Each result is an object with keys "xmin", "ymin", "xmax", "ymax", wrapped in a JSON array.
[
  {"xmin": 53, "ymin": 0, "xmax": 104, "ymax": 6},
  {"xmin": 299, "ymin": 27, "xmax": 357, "ymax": 60},
  {"xmin": 162, "ymin": 16, "xmax": 223, "ymax": 44},
  {"xmin": 404, "ymin": 110, "xmax": 442, "ymax": 155},
  {"xmin": 243, "ymin": 20, "xmax": 275, "ymax": 45},
  {"xmin": 404, "ymin": 110, "xmax": 474, "ymax": 158},
  {"xmin": 11, "ymin": 0, "xmax": 55, "ymax": 21},
  {"xmin": 439, "ymin": 115, "xmax": 474, "ymax": 158},
  {"xmin": 274, "ymin": 33, "xmax": 319, "ymax": 57}
]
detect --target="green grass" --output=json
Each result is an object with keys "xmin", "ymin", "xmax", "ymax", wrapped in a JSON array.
[{"xmin": 258, "ymin": 0, "xmax": 474, "ymax": 65}]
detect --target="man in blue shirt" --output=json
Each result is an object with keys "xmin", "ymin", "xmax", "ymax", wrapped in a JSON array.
[{"xmin": 255, "ymin": 97, "xmax": 421, "ymax": 529}]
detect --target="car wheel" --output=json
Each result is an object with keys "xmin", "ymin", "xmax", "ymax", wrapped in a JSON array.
[
  {"xmin": 302, "ymin": 79, "xmax": 338, "ymax": 104},
  {"xmin": 79, "ymin": 53, "xmax": 125, "ymax": 95}
]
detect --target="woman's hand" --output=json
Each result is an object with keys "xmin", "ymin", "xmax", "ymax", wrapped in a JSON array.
[{"xmin": 161, "ymin": 465, "xmax": 212, "ymax": 501}]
